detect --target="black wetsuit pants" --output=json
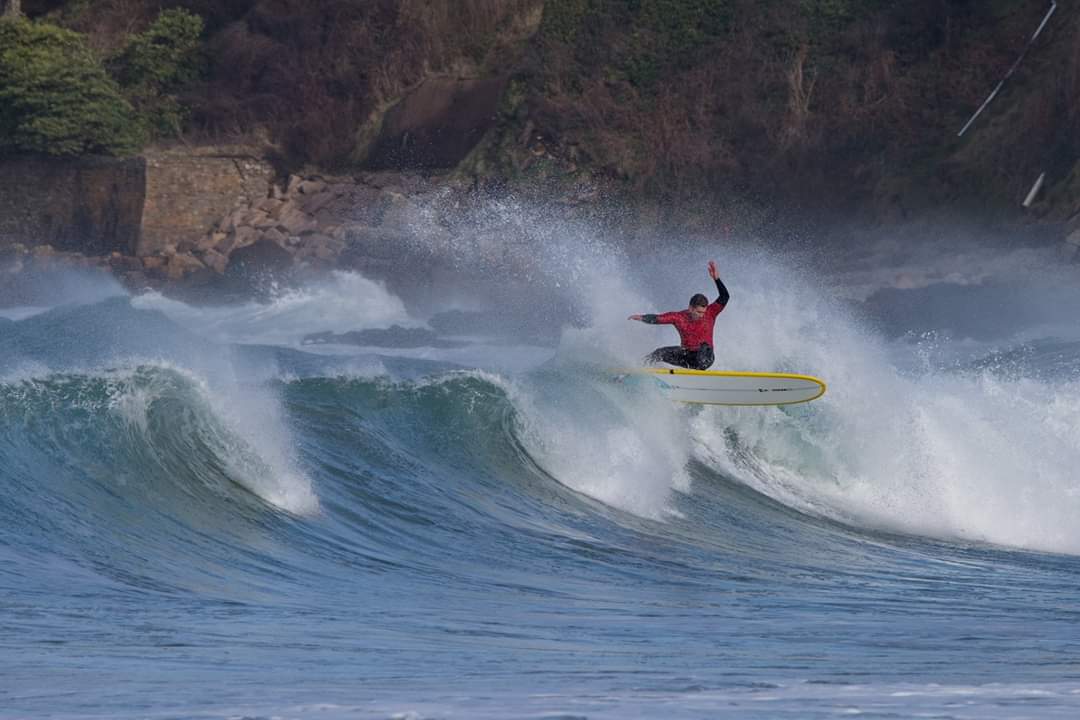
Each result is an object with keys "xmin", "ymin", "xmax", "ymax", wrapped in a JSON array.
[{"xmin": 646, "ymin": 343, "xmax": 714, "ymax": 371}]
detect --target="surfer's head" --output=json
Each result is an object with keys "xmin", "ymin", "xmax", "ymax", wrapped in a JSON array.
[{"xmin": 688, "ymin": 294, "xmax": 708, "ymax": 318}]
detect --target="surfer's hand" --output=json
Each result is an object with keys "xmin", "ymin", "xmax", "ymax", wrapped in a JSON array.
[
  {"xmin": 628, "ymin": 314, "xmax": 642, "ymax": 321},
  {"xmin": 707, "ymin": 260, "xmax": 718, "ymax": 279}
]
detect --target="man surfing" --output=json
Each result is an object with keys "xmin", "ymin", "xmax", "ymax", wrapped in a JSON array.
[{"xmin": 628, "ymin": 260, "xmax": 729, "ymax": 370}]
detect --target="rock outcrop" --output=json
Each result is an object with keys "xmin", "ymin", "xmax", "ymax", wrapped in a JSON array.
[
  {"xmin": 172, "ymin": 170, "xmax": 449, "ymax": 288},
  {"xmin": 0, "ymin": 163, "xmax": 455, "ymax": 295}
]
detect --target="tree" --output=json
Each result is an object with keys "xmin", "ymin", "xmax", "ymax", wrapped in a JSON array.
[
  {"xmin": 0, "ymin": 17, "xmax": 144, "ymax": 155},
  {"xmin": 3, "ymin": 1, "xmax": 22, "ymax": 20},
  {"xmin": 112, "ymin": 8, "xmax": 204, "ymax": 138}
]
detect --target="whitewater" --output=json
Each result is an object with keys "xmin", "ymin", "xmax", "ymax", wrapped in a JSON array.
[{"xmin": 2, "ymin": 207, "xmax": 1080, "ymax": 719}]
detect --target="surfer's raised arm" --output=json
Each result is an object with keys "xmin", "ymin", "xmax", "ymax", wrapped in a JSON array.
[{"xmin": 708, "ymin": 260, "xmax": 729, "ymax": 307}]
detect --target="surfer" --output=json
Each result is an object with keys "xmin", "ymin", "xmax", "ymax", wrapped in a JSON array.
[{"xmin": 628, "ymin": 260, "xmax": 729, "ymax": 370}]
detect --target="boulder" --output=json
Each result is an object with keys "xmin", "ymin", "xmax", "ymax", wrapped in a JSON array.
[
  {"xmin": 261, "ymin": 227, "xmax": 288, "ymax": 248},
  {"xmin": 198, "ymin": 232, "xmax": 226, "ymax": 252},
  {"xmin": 298, "ymin": 179, "xmax": 327, "ymax": 195},
  {"xmin": 229, "ymin": 226, "xmax": 259, "ymax": 252},
  {"xmin": 165, "ymin": 253, "xmax": 206, "ymax": 281},
  {"xmin": 257, "ymin": 197, "xmax": 284, "ymax": 214},
  {"xmin": 251, "ymin": 209, "xmax": 276, "ymax": 229},
  {"xmin": 303, "ymin": 233, "xmax": 346, "ymax": 261},
  {"xmin": 217, "ymin": 208, "xmax": 239, "ymax": 233},
  {"xmin": 300, "ymin": 190, "xmax": 336, "ymax": 216},
  {"xmin": 200, "ymin": 248, "xmax": 229, "ymax": 274},
  {"xmin": 226, "ymin": 238, "xmax": 294, "ymax": 279},
  {"xmin": 276, "ymin": 204, "xmax": 318, "ymax": 235}
]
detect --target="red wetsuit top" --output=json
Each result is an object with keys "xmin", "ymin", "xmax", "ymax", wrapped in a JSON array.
[{"xmin": 642, "ymin": 277, "xmax": 729, "ymax": 349}]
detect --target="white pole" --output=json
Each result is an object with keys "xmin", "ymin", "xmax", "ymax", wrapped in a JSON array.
[
  {"xmin": 957, "ymin": 1, "xmax": 1057, "ymax": 137},
  {"xmin": 1022, "ymin": 172, "xmax": 1045, "ymax": 207}
]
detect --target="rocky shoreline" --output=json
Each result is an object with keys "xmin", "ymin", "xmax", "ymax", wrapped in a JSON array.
[
  {"xmin": 4, "ymin": 153, "xmax": 1079, "ymax": 308},
  {"xmin": 0, "ymin": 134, "xmax": 622, "ymax": 306},
  {"xmin": 1, "ymin": 169, "xmax": 460, "ymax": 299}
]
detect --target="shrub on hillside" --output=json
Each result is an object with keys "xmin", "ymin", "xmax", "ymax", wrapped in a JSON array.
[
  {"xmin": 0, "ymin": 16, "xmax": 143, "ymax": 155},
  {"xmin": 112, "ymin": 7, "xmax": 205, "ymax": 137}
]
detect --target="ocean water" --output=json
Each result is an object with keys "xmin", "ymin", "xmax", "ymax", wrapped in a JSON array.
[{"xmin": 2, "ymin": 222, "xmax": 1080, "ymax": 719}]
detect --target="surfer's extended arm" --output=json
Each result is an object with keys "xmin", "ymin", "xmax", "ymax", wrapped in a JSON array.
[
  {"xmin": 708, "ymin": 260, "xmax": 729, "ymax": 306},
  {"xmin": 629, "ymin": 312, "xmax": 679, "ymax": 324}
]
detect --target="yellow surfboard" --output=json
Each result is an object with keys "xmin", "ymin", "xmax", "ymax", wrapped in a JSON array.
[{"xmin": 620, "ymin": 368, "xmax": 827, "ymax": 406}]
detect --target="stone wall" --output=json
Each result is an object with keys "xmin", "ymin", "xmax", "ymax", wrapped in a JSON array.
[
  {"xmin": 140, "ymin": 147, "xmax": 274, "ymax": 256},
  {"xmin": 0, "ymin": 156, "xmax": 145, "ymax": 254}
]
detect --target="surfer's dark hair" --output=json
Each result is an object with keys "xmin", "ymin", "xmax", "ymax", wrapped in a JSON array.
[{"xmin": 689, "ymin": 293, "xmax": 709, "ymax": 308}]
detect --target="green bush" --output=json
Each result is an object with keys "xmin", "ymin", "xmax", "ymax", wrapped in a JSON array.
[
  {"xmin": 625, "ymin": 0, "xmax": 731, "ymax": 89},
  {"xmin": 635, "ymin": 0, "xmax": 731, "ymax": 56},
  {"xmin": 0, "ymin": 17, "xmax": 143, "ymax": 156},
  {"xmin": 540, "ymin": 0, "xmax": 590, "ymax": 44},
  {"xmin": 800, "ymin": 0, "xmax": 855, "ymax": 24},
  {"xmin": 113, "ymin": 8, "xmax": 204, "ymax": 137},
  {"xmin": 114, "ymin": 8, "xmax": 204, "ymax": 89}
]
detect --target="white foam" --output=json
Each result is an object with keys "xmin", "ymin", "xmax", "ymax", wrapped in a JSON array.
[
  {"xmin": 0, "ymin": 305, "xmax": 51, "ymax": 321},
  {"xmin": 673, "ymin": 250, "xmax": 1080, "ymax": 555},
  {"xmin": 132, "ymin": 270, "xmax": 414, "ymax": 345},
  {"xmin": 490, "ymin": 235, "xmax": 1080, "ymax": 554}
]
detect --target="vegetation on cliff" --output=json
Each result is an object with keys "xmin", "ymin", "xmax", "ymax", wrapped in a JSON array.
[
  {"xmin": 0, "ymin": 6, "xmax": 203, "ymax": 156},
  {"xmin": 111, "ymin": 8, "xmax": 205, "ymax": 138},
  {"xmin": 4, "ymin": 0, "xmax": 1079, "ymax": 222},
  {"xmin": 517, "ymin": 0, "xmax": 1080, "ymax": 218},
  {"xmin": 0, "ymin": 17, "xmax": 142, "ymax": 155}
]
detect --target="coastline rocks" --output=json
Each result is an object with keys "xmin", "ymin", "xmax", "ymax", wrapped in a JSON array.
[
  {"xmin": 165, "ymin": 253, "xmax": 206, "ymax": 281},
  {"xmin": 186, "ymin": 171, "xmax": 437, "ymax": 283},
  {"xmin": 200, "ymin": 248, "xmax": 228, "ymax": 274},
  {"xmin": 226, "ymin": 238, "xmax": 293, "ymax": 279},
  {"xmin": 2, "ymin": 168, "xmax": 448, "ymax": 296}
]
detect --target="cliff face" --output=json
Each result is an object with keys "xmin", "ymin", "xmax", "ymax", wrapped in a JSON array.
[
  {"xmin": 14, "ymin": 0, "xmax": 1080, "ymax": 226},
  {"xmin": 507, "ymin": 0, "xmax": 1080, "ymax": 222}
]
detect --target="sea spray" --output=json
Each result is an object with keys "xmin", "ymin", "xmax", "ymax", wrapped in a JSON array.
[
  {"xmin": 132, "ymin": 270, "xmax": 414, "ymax": 346},
  {"xmin": 508, "ymin": 365, "xmax": 692, "ymax": 519},
  {"xmin": 656, "ymin": 249, "xmax": 1080, "ymax": 555}
]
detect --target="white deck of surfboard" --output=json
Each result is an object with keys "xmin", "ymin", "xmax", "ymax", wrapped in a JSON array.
[{"xmin": 628, "ymin": 368, "xmax": 826, "ymax": 406}]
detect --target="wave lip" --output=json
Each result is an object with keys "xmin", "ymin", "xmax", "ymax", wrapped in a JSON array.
[{"xmin": 0, "ymin": 363, "xmax": 318, "ymax": 516}]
